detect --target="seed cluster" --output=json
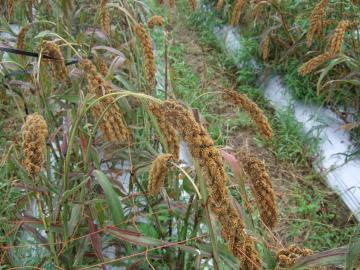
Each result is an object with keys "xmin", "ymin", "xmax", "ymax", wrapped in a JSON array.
[
  {"xmin": 300, "ymin": 19, "xmax": 351, "ymax": 76},
  {"xmin": 328, "ymin": 20, "xmax": 350, "ymax": 55},
  {"xmin": 7, "ymin": 0, "xmax": 13, "ymax": 20},
  {"xmin": 148, "ymin": 16, "xmax": 164, "ymax": 29},
  {"xmin": 162, "ymin": 100, "xmax": 260, "ymax": 270},
  {"xmin": 80, "ymin": 59, "xmax": 130, "ymax": 142},
  {"xmin": 16, "ymin": 24, "xmax": 31, "ymax": 51},
  {"xmin": 149, "ymin": 102, "xmax": 179, "ymax": 160},
  {"xmin": 239, "ymin": 152, "xmax": 277, "ymax": 229},
  {"xmin": 169, "ymin": 0, "xmax": 175, "ymax": 8},
  {"xmin": 222, "ymin": 89, "xmax": 273, "ymax": 140},
  {"xmin": 230, "ymin": 0, "xmax": 246, "ymax": 26},
  {"xmin": 215, "ymin": 0, "xmax": 225, "ymax": 11},
  {"xmin": 261, "ymin": 35, "xmax": 270, "ymax": 61},
  {"xmin": 22, "ymin": 113, "xmax": 48, "ymax": 177},
  {"xmin": 96, "ymin": 56, "xmax": 109, "ymax": 77},
  {"xmin": 148, "ymin": 154, "xmax": 173, "ymax": 195},
  {"xmin": 306, "ymin": 0, "xmax": 328, "ymax": 48},
  {"xmin": 41, "ymin": 41, "xmax": 69, "ymax": 83},
  {"xmin": 277, "ymin": 245, "xmax": 313, "ymax": 267},
  {"xmin": 188, "ymin": 0, "xmax": 197, "ymax": 11},
  {"xmin": 298, "ymin": 52, "xmax": 331, "ymax": 76},
  {"xmin": 100, "ymin": 0, "xmax": 110, "ymax": 35},
  {"xmin": 133, "ymin": 23, "xmax": 156, "ymax": 94}
]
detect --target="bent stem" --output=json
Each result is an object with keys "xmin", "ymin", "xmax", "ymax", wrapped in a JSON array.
[{"xmin": 196, "ymin": 162, "xmax": 221, "ymax": 270}]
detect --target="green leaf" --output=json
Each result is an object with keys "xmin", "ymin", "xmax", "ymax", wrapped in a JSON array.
[
  {"xmin": 345, "ymin": 228, "xmax": 360, "ymax": 270},
  {"xmin": 291, "ymin": 247, "xmax": 347, "ymax": 270},
  {"xmin": 93, "ymin": 170, "xmax": 125, "ymax": 227}
]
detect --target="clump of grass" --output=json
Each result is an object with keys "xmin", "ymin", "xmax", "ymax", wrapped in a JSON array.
[
  {"xmin": 21, "ymin": 113, "xmax": 48, "ymax": 177},
  {"xmin": 271, "ymin": 108, "xmax": 318, "ymax": 166}
]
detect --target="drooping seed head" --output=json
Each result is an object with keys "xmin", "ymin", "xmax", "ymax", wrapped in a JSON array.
[
  {"xmin": 260, "ymin": 35, "xmax": 270, "ymax": 61},
  {"xmin": 149, "ymin": 102, "xmax": 179, "ymax": 160},
  {"xmin": 41, "ymin": 41, "xmax": 69, "ymax": 83},
  {"xmin": 162, "ymin": 100, "xmax": 261, "ymax": 269},
  {"xmin": 22, "ymin": 113, "xmax": 48, "ymax": 177},
  {"xmin": 79, "ymin": 59, "xmax": 130, "ymax": 142},
  {"xmin": 328, "ymin": 20, "xmax": 350, "ymax": 55},
  {"xmin": 148, "ymin": 154, "xmax": 173, "ymax": 195},
  {"xmin": 100, "ymin": 0, "xmax": 111, "ymax": 35},
  {"xmin": 16, "ymin": 24, "xmax": 31, "ymax": 51},
  {"xmin": 148, "ymin": 16, "xmax": 164, "ymax": 29},
  {"xmin": 239, "ymin": 152, "xmax": 277, "ymax": 228},
  {"xmin": 222, "ymin": 89, "xmax": 273, "ymax": 140},
  {"xmin": 133, "ymin": 23, "xmax": 156, "ymax": 94},
  {"xmin": 230, "ymin": 0, "xmax": 247, "ymax": 26},
  {"xmin": 298, "ymin": 52, "xmax": 332, "ymax": 76},
  {"xmin": 188, "ymin": 0, "xmax": 197, "ymax": 10},
  {"xmin": 306, "ymin": 0, "xmax": 328, "ymax": 48},
  {"xmin": 277, "ymin": 245, "xmax": 313, "ymax": 267},
  {"xmin": 6, "ymin": 0, "xmax": 14, "ymax": 20},
  {"xmin": 215, "ymin": 0, "xmax": 225, "ymax": 11}
]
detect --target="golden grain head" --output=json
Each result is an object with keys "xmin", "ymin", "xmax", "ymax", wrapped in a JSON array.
[
  {"xmin": 215, "ymin": 0, "xmax": 225, "ymax": 11},
  {"xmin": 306, "ymin": 0, "xmax": 328, "ymax": 48},
  {"xmin": 169, "ymin": 0, "xmax": 176, "ymax": 8},
  {"xmin": 261, "ymin": 35, "xmax": 270, "ymax": 61},
  {"xmin": 230, "ymin": 0, "xmax": 247, "ymax": 26},
  {"xmin": 149, "ymin": 102, "xmax": 179, "ymax": 160},
  {"xmin": 100, "ymin": 0, "xmax": 110, "ymax": 35},
  {"xmin": 252, "ymin": 1, "xmax": 267, "ymax": 20},
  {"xmin": 162, "ymin": 100, "xmax": 260, "ymax": 269},
  {"xmin": 148, "ymin": 154, "xmax": 173, "ymax": 195},
  {"xmin": 148, "ymin": 16, "xmax": 164, "ymax": 29},
  {"xmin": 22, "ymin": 113, "xmax": 48, "ymax": 177},
  {"xmin": 188, "ymin": 0, "xmax": 197, "ymax": 11},
  {"xmin": 6, "ymin": 0, "xmax": 14, "ymax": 20},
  {"xmin": 239, "ymin": 152, "xmax": 277, "ymax": 228},
  {"xmin": 328, "ymin": 20, "xmax": 350, "ymax": 55},
  {"xmin": 277, "ymin": 245, "xmax": 313, "ymax": 267},
  {"xmin": 298, "ymin": 52, "xmax": 332, "ymax": 76},
  {"xmin": 41, "ymin": 41, "xmax": 69, "ymax": 83},
  {"xmin": 222, "ymin": 88, "xmax": 273, "ymax": 140},
  {"xmin": 16, "ymin": 24, "xmax": 31, "ymax": 51},
  {"xmin": 79, "ymin": 59, "xmax": 130, "ymax": 142},
  {"xmin": 133, "ymin": 23, "xmax": 156, "ymax": 93}
]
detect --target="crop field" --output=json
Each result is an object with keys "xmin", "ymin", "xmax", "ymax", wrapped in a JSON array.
[{"xmin": 0, "ymin": 0, "xmax": 360, "ymax": 269}]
